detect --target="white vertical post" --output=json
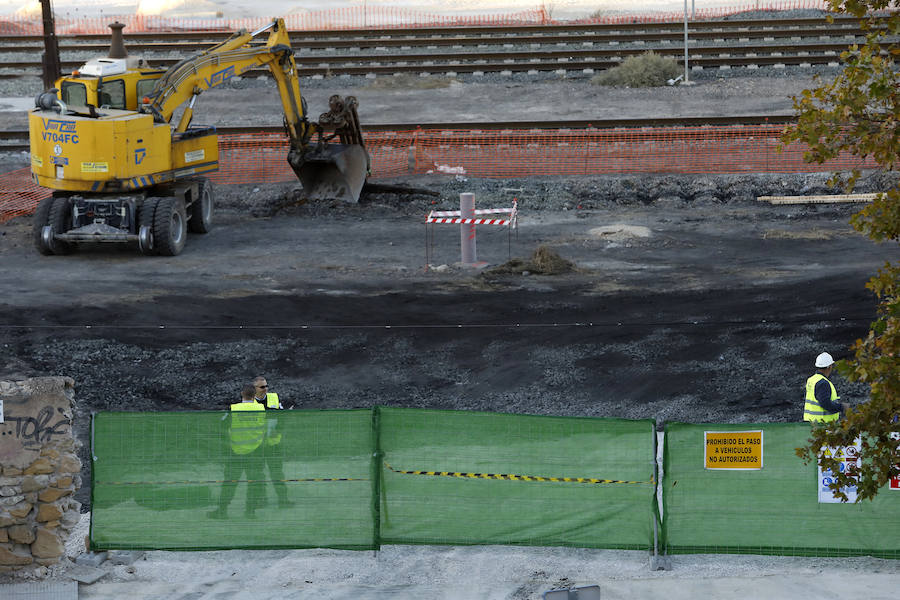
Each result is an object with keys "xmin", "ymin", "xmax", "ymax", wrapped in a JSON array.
[
  {"xmin": 683, "ymin": 0, "xmax": 690, "ymax": 84},
  {"xmin": 460, "ymin": 192, "xmax": 476, "ymax": 265}
]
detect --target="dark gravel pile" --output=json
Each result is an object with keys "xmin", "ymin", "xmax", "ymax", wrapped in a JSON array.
[{"xmin": 213, "ymin": 170, "xmax": 898, "ymax": 218}]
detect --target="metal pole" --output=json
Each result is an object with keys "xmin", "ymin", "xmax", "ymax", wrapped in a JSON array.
[
  {"xmin": 40, "ymin": 0, "xmax": 61, "ymax": 90},
  {"xmin": 691, "ymin": 0, "xmax": 695, "ymax": 20},
  {"xmin": 683, "ymin": 0, "xmax": 690, "ymax": 84},
  {"xmin": 460, "ymin": 192, "xmax": 476, "ymax": 265}
]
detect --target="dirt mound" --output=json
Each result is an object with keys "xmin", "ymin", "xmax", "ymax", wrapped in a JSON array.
[{"xmin": 485, "ymin": 245, "xmax": 575, "ymax": 275}]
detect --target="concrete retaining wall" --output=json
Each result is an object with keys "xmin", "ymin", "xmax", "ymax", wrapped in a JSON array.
[{"xmin": 0, "ymin": 377, "xmax": 81, "ymax": 573}]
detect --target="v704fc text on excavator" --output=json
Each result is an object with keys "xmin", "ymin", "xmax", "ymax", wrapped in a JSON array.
[{"xmin": 29, "ymin": 18, "xmax": 370, "ymax": 256}]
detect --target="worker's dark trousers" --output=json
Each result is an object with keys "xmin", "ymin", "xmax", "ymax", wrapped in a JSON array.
[
  {"xmin": 263, "ymin": 444, "xmax": 290, "ymax": 504},
  {"xmin": 216, "ymin": 446, "xmax": 266, "ymax": 513}
]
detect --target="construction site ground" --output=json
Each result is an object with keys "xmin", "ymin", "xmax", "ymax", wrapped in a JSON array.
[{"xmin": 1, "ymin": 74, "xmax": 899, "ymax": 598}]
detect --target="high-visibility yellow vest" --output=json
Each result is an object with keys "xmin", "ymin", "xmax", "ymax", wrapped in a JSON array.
[
  {"xmin": 260, "ymin": 392, "xmax": 282, "ymax": 445},
  {"xmin": 228, "ymin": 400, "xmax": 266, "ymax": 454},
  {"xmin": 265, "ymin": 392, "xmax": 281, "ymax": 409},
  {"xmin": 254, "ymin": 392, "xmax": 281, "ymax": 409},
  {"xmin": 803, "ymin": 373, "xmax": 840, "ymax": 423}
]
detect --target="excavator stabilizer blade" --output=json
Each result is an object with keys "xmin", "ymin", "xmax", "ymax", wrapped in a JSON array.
[{"xmin": 289, "ymin": 144, "xmax": 369, "ymax": 203}]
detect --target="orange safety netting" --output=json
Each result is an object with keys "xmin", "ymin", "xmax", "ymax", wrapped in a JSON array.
[
  {"xmin": 0, "ymin": 7, "xmax": 548, "ymax": 36},
  {"xmin": 570, "ymin": 0, "xmax": 834, "ymax": 25},
  {"xmin": 407, "ymin": 124, "xmax": 877, "ymax": 177},
  {"xmin": 0, "ymin": 169, "xmax": 45, "ymax": 223},
  {"xmin": 0, "ymin": 124, "xmax": 878, "ymax": 224},
  {"xmin": 0, "ymin": 1, "xmax": 835, "ymax": 36}
]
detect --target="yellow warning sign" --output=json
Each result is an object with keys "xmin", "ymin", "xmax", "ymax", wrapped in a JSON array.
[
  {"xmin": 81, "ymin": 162, "xmax": 108, "ymax": 173},
  {"xmin": 704, "ymin": 430, "xmax": 763, "ymax": 470}
]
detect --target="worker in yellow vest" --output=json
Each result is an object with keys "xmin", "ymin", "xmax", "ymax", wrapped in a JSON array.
[
  {"xmin": 803, "ymin": 352, "xmax": 850, "ymax": 424},
  {"xmin": 253, "ymin": 376, "xmax": 293, "ymax": 508},
  {"xmin": 208, "ymin": 384, "xmax": 266, "ymax": 519}
]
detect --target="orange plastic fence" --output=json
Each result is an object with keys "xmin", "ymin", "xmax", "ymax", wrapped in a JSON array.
[
  {"xmin": 0, "ymin": 124, "xmax": 877, "ymax": 224},
  {"xmin": 0, "ymin": 168, "xmax": 46, "ymax": 223},
  {"xmin": 572, "ymin": 1, "xmax": 833, "ymax": 24},
  {"xmin": 0, "ymin": 2, "xmax": 834, "ymax": 36},
  {"xmin": 407, "ymin": 124, "xmax": 876, "ymax": 177},
  {"xmin": 0, "ymin": 7, "xmax": 548, "ymax": 35}
]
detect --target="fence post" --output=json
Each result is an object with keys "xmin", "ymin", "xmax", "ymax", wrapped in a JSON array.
[
  {"xmin": 460, "ymin": 192, "xmax": 477, "ymax": 265},
  {"xmin": 372, "ymin": 406, "xmax": 382, "ymax": 552}
]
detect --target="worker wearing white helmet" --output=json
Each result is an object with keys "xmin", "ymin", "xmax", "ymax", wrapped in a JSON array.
[{"xmin": 803, "ymin": 352, "xmax": 849, "ymax": 423}]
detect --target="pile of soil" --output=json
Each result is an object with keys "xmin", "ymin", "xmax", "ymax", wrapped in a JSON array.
[{"xmin": 486, "ymin": 245, "xmax": 576, "ymax": 275}]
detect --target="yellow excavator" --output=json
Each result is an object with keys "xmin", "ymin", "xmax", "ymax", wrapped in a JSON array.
[{"xmin": 29, "ymin": 18, "xmax": 369, "ymax": 256}]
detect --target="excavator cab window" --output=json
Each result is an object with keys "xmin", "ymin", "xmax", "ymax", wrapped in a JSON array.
[
  {"xmin": 98, "ymin": 79, "xmax": 125, "ymax": 109},
  {"xmin": 60, "ymin": 81, "xmax": 87, "ymax": 106},
  {"xmin": 136, "ymin": 79, "xmax": 158, "ymax": 109}
]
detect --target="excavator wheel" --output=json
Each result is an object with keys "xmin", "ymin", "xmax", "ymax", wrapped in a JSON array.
[
  {"xmin": 137, "ymin": 197, "xmax": 159, "ymax": 255},
  {"xmin": 48, "ymin": 197, "xmax": 74, "ymax": 255},
  {"xmin": 152, "ymin": 196, "xmax": 187, "ymax": 256},
  {"xmin": 187, "ymin": 178, "xmax": 213, "ymax": 234},
  {"xmin": 33, "ymin": 196, "xmax": 73, "ymax": 256},
  {"xmin": 32, "ymin": 196, "xmax": 55, "ymax": 255}
]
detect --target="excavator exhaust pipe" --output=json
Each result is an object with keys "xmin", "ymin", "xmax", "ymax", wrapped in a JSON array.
[
  {"xmin": 108, "ymin": 22, "xmax": 128, "ymax": 59},
  {"xmin": 289, "ymin": 143, "xmax": 369, "ymax": 203}
]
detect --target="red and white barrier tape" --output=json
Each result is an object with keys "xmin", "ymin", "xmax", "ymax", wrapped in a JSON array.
[
  {"xmin": 426, "ymin": 217, "xmax": 514, "ymax": 225},
  {"xmin": 426, "ymin": 200, "xmax": 518, "ymax": 227},
  {"xmin": 429, "ymin": 207, "xmax": 516, "ymax": 217}
]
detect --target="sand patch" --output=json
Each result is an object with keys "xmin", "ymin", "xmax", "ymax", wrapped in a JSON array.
[{"xmin": 588, "ymin": 224, "xmax": 652, "ymax": 240}]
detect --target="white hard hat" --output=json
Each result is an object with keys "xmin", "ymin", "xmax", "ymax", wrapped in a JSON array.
[{"xmin": 815, "ymin": 352, "xmax": 835, "ymax": 368}]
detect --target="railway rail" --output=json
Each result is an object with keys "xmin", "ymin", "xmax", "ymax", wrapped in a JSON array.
[
  {"xmin": 0, "ymin": 15, "xmax": 872, "ymax": 43},
  {"xmin": 0, "ymin": 16, "xmax": 878, "ymax": 80},
  {"xmin": 0, "ymin": 18, "xmax": 870, "ymax": 51},
  {"xmin": 0, "ymin": 115, "xmax": 795, "ymax": 152}
]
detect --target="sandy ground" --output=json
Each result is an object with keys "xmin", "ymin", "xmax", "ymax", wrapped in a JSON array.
[
  {"xmin": 5, "ymin": 509, "xmax": 899, "ymax": 598},
  {"xmin": 2, "ymin": 68, "xmax": 899, "ymax": 598}
]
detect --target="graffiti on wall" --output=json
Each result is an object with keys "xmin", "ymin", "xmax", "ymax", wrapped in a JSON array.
[{"xmin": 0, "ymin": 406, "xmax": 71, "ymax": 449}]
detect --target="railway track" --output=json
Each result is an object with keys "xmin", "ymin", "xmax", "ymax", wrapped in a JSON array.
[
  {"xmin": 0, "ymin": 15, "xmax": 872, "ymax": 43},
  {"xmin": 0, "ymin": 115, "xmax": 795, "ymax": 152},
  {"xmin": 0, "ymin": 16, "xmax": 877, "ymax": 80}
]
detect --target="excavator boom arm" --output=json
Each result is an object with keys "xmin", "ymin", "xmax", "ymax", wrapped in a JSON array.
[
  {"xmin": 145, "ymin": 17, "xmax": 368, "ymax": 202},
  {"xmin": 146, "ymin": 18, "xmax": 308, "ymax": 141}
]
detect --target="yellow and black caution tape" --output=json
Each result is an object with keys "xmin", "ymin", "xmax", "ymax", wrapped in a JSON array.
[
  {"xmin": 384, "ymin": 462, "xmax": 652, "ymax": 485},
  {"xmin": 97, "ymin": 476, "xmax": 369, "ymax": 486}
]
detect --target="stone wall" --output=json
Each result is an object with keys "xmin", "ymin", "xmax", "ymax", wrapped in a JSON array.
[{"xmin": 0, "ymin": 377, "xmax": 81, "ymax": 573}]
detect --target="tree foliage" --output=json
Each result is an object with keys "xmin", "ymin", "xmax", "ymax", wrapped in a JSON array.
[{"xmin": 782, "ymin": 0, "xmax": 900, "ymax": 501}]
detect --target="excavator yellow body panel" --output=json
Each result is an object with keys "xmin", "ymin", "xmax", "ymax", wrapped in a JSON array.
[
  {"xmin": 171, "ymin": 131, "xmax": 219, "ymax": 173},
  {"xmin": 31, "ymin": 110, "xmax": 164, "ymax": 190}
]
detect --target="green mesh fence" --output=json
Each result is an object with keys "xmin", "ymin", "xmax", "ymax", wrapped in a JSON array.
[
  {"xmin": 91, "ymin": 410, "xmax": 377, "ymax": 550},
  {"xmin": 662, "ymin": 422, "xmax": 900, "ymax": 558},
  {"xmin": 378, "ymin": 408, "xmax": 658, "ymax": 549}
]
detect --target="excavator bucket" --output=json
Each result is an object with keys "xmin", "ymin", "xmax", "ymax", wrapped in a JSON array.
[{"xmin": 289, "ymin": 144, "xmax": 370, "ymax": 203}]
